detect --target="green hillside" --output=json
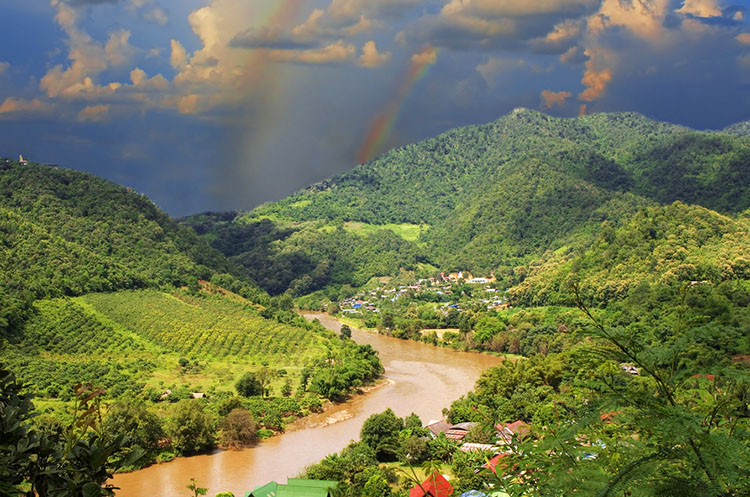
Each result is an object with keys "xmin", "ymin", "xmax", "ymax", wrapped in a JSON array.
[
  {"xmin": 510, "ymin": 202, "xmax": 750, "ymax": 306},
  {"xmin": 0, "ymin": 159, "xmax": 384, "ymax": 465},
  {"xmin": 2, "ymin": 286, "xmax": 380, "ymax": 405},
  {"xmin": 724, "ymin": 120, "xmax": 750, "ymax": 137},
  {"xmin": 184, "ymin": 110, "xmax": 750, "ymax": 297}
]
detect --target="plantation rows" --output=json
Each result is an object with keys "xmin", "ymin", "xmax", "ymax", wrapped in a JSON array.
[
  {"xmin": 81, "ymin": 290, "xmax": 328, "ymax": 364},
  {"xmin": 4, "ymin": 350, "xmax": 150, "ymax": 399},
  {"xmin": 12, "ymin": 298, "xmax": 153, "ymax": 357}
]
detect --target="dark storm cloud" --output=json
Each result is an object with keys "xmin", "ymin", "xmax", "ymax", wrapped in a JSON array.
[{"xmin": 1, "ymin": 0, "xmax": 749, "ymax": 215}]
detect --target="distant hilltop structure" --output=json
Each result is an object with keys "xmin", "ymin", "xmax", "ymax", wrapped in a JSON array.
[{"xmin": 19, "ymin": 154, "xmax": 28, "ymax": 165}]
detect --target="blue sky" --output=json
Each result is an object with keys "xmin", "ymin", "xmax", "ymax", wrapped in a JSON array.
[{"xmin": 1, "ymin": 0, "xmax": 748, "ymax": 215}]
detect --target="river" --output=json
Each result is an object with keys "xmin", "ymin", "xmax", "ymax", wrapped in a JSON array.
[{"xmin": 112, "ymin": 313, "xmax": 502, "ymax": 496}]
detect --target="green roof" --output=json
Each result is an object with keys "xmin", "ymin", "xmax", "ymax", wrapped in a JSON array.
[{"xmin": 247, "ymin": 479, "xmax": 338, "ymax": 497}]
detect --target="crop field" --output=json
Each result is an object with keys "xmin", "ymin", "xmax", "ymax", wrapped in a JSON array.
[{"xmin": 80, "ymin": 290, "xmax": 329, "ymax": 366}]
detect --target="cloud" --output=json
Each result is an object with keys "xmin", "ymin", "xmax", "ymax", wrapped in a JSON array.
[
  {"xmin": 294, "ymin": 8, "xmax": 377, "ymax": 40},
  {"xmin": 579, "ymin": 49, "xmax": 613, "ymax": 101},
  {"xmin": 105, "ymin": 29, "xmax": 134, "ymax": 66},
  {"xmin": 145, "ymin": 7, "xmax": 167, "ymax": 25},
  {"xmin": 68, "ymin": 0, "xmax": 121, "ymax": 5},
  {"xmin": 326, "ymin": 0, "xmax": 420, "ymax": 24},
  {"xmin": 737, "ymin": 33, "xmax": 750, "ymax": 44},
  {"xmin": 675, "ymin": 0, "xmax": 722, "ymax": 18},
  {"xmin": 441, "ymin": 0, "xmax": 599, "ymax": 18},
  {"xmin": 530, "ymin": 18, "xmax": 582, "ymax": 53},
  {"xmin": 129, "ymin": 67, "xmax": 169, "ymax": 90},
  {"xmin": 0, "ymin": 61, "xmax": 8, "ymax": 75},
  {"xmin": 412, "ymin": 46, "xmax": 438, "ymax": 65},
  {"xmin": 476, "ymin": 57, "xmax": 525, "ymax": 87},
  {"xmin": 595, "ymin": 0, "xmax": 670, "ymax": 43},
  {"xmin": 269, "ymin": 40, "xmax": 356, "ymax": 65},
  {"xmin": 0, "ymin": 98, "xmax": 48, "ymax": 115},
  {"xmin": 231, "ymin": 26, "xmax": 316, "ymax": 49},
  {"xmin": 560, "ymin": 45, "xmax": 586, "ymax": 63},
  {"xmin": 40, "ymin": 2, "xmax": 133, "ymax": 99},
  {"xmin": 359, "ymin": 41, "xmax": 391, "ymax": 68},
  {"xmin": 541, "ymin": 89, "xmax": 572, "ymax": 108},
  {"xmin": 77, "ymin": 104, "xmax": 109, "ymax": 122},
  {"xmin": 170, "ymin": 39, "xmax": 188, "ymax": 69}
]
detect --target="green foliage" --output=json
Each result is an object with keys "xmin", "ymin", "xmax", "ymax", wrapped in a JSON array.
[
  {"xmin": 102, "ymin": 401, "xmax": 164, "ymax": 468},
  {"xmin": 218, "ymin": 408, "xmax": 257, "ymax": 448},
  {"xmin": 235, "ymin": 372, "xmax": 263, "ymax": 398},
  {"xmin": 81, "ymin": 290, "xmax": 328, "ymax": 363},
  {"xmin": 167, "ymin": 400, "xmax": 215, "ymax": 456},
  {"xmin": 0, "ymin": 366, "xmax": 131, "ymax": 497},
  {"xmin": 360, "ymin": 408, "xmax": 404, "ymax": 461},
  {"xmin": 0, "ymin": 163, "xmax": 258, "ymax": 321},
  {"xmin": 184, "ymin": 110, "xmax": 750, "ymax": 298}
]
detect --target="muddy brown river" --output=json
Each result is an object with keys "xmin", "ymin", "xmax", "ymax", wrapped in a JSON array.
[{"xmin": 112, "ymin": 313, "xmax": 502, "ymax": 496}]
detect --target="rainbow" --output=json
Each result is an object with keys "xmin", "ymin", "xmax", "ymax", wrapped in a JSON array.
[{"xmin": 357, "ymin": 46, "xmax": 439, "ymax": 164}]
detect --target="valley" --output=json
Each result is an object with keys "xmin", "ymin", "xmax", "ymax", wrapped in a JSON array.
[{"xmin": 2, "ymin": 110, "xmax": 749, "ymax": 496}]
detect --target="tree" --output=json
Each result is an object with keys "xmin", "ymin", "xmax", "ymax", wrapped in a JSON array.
[
  {"xmin": 235, "ymin": 372, "xmax": 263, "ymax": 397},
  {"xmin": 103, "ymin": 401, "xmax": 163, "ymax": 451},
  {"xmin": 360, "ymin": 408, "xmax": 404, "ymax": 461},
  {"xmin": 218, "ymin": 409, "xmax": 257, "ymax": 449},
  {"xmin": 167, "ymin": 400, "xmax": 215, "ymax": 456},
  {"xmin": 340, "ymin": 324, "xmax": 352, "ymax": 339},
  {"xmin": 1, "ymin": 367, "xmax": 130, "ymax": 497}
]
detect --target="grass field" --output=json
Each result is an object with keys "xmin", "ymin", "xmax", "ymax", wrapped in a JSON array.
[{"xmin": 343, "ymin": 222, "xmax": 428, "ymax": 242}]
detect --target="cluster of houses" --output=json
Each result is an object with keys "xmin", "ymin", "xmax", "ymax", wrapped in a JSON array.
[
  {"xmin": 338, "ymin": 271, "xmax": 509, "ymax": 317},
  {"xmin": 244, "ymin": 419, "xmax": 530, "ymax": 497}
]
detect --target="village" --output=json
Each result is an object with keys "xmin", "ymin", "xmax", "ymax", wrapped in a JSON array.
[
  {"xmin": 245, "ymin": 418, "xmax": 534, "ymax": 497},
  {"xmin": 337, "ymin": 270, "xmax": 510, "ymax": 321}
]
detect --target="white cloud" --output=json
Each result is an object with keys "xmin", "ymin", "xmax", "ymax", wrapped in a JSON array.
[
  {"xmin": 77, "ymin": 104, "xmax": 109, "ymax": 122},
  {"xmin": 675, "ymin": 0, "xmax": 723, "ymax": 18},
  {"xmin": 145, "ymin": 7, "xmax": 168, "ymax": 25},
  {"xmin": 359, "ymin": 40, "xmax": 391, "ymax": 68},
  {"xmin": 170, "ymin": 39, "xmax": 188, "ymax": 69},
  {"xmin": 0, "ymin": 97, "xmax": 48, "ymax": 115},
  {"xmin": 270, "ymin": 40, "xmax": 356, "ymax": 64}
]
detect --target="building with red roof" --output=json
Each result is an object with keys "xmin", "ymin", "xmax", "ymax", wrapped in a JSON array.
[{"xmin": 409, "ymin": 471, "xmax": 453, "ymax": 497}]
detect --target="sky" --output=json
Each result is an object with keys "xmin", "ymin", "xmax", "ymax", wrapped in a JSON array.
[{"xmin": 0, "ymin": 0, "xmax": 749, "ymax": 216}]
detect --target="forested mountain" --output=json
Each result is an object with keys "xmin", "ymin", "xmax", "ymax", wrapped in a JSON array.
[
  {"xmin": 184, "ymin": 110, "xmax": 750, "ymax": 297},
  {"xmin": 724, "ymin": 120, "xmax": 750, "ymax": 137},
  {"xmin": 0, "ymin": 160, "xmax": 266, "ymax": 333},
  {"xmin": 0, "ymin": 159, "xmax": 384, "ymax": 474}
]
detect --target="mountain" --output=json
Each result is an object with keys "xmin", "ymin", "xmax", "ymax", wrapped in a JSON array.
[
  {"xmin": 184, "ymin": 110, "xmax": 750, "ymax": 297},
  {"xmin": 724, "ymin": 120, "xmax": 750, "ymax": 137},
  {"xmin": 510, "ymin": 201, "xmax": 750, "ymax": 306},
  {"xmin": 0, "ymin": 159, "xmax": 382, "ymax": 413}
]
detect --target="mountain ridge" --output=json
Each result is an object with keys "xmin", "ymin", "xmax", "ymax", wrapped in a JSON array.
[{"xmin": 184, "ymin": 110, "xmax": 750, "ymax": 297}]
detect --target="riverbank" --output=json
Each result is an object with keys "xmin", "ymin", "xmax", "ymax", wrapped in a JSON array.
[{"xmin": 111, "ymin": 312, "xmax": 502, "ymax": 497}]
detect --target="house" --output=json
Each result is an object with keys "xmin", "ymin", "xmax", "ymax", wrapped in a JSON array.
[
  {"xmin": 426, "ymin": 419, "xmax": 452, "ymax": 438},
  {"xmin": 620, "ymin": 363, "xmax": 639, "ymax": 375},
  {"xmin": 445, "ymin": 422, "xmax": 477, "ymax": 442},
  {"xmin": 158, "ymin": 389, "xmax": 171, "ymax": 401},
  {"xmin": 191, "ymin": 392, "xmax": 205, "ymax": 399},
  {"xmin": 246, "ymin": 478, "xmax": 338, "ymax": 497},
  {"xmin": 459, "ymin": 443, "xmax": 495, "ymax": 453},
  {"xmin": 19, "ymin": 154, "xmax": 28, "ymax": 165},
  {"xmin": 495, "ymin": 420, "xmax": 530, "ymax": 444},
  {"xmin": 485, "ymin": 453, "xmax": 510, "ymax": 475},
  {"xmin": 409, "ymin": 471, "xmax": 453, "ymax": 497}
]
